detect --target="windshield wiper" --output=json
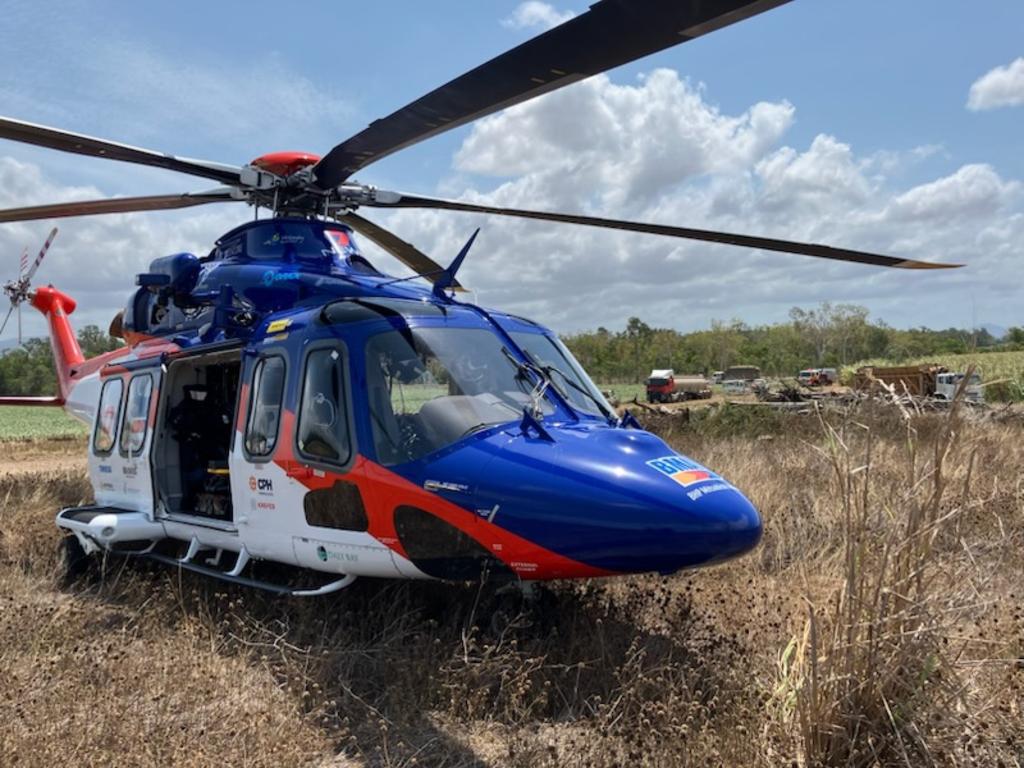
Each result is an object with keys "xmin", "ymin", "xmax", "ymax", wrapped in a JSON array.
[
  {"xmin": 500, "ymin": 346, "xmax": 550, "ymax": 419},
  {"xmin": 519, "ymin": 349, "xmax": 617, "ymax": 422}
]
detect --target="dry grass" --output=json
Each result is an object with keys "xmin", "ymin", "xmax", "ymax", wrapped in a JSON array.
[{"xmin": 0, "ymin": 403, "xmax": 1021, "ymax": 767}]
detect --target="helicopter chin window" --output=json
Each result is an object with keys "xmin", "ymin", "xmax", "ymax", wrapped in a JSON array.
[{"xmin": 365, "ymin": 327, "xmax": 552, "ymax": 466}]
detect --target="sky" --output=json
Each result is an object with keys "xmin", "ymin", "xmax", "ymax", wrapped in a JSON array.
[{"xmin": 0, "ymin": 0, "xmax": 1021, "ymax": 341}]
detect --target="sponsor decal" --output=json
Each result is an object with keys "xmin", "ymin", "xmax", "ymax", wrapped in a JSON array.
[
  {"xmin": 476, "ymin": 504, "xmax": 500, "ymax": 522},
  {"xmin": 686, "ymin": 482, "xmax": 733, "ymax": 502},
  {"xmin": 326, "ymin": 230, "xmax": 358, "ymax": 258},
  {"xmin": 261, "ymin": 269, "xmax": 302, "ymax": 287},
  {"xmin": 424, "ymin": 479, "xmax": 469, "ymax": 493},
  {"xmin": 256, "ymin": 501, "xmax": 276, "ymax": 510},
  {"xmin": 316, "ymin": 543, "xmax": 358, "ymax": 564},
  {"xmin": 249, "ymin": 476, "xmax": 274, "ymax": 495},
  {"xmin": 262, "ymin": 232, "xmax": 305, "ymax": 247},
  {"xmin": 99, "ymin": 465, "xmax": 112, "ymax": 474},
  {"xmin": 326, "ymin": 230, "xmax": 350, "ymax": 249},
  {"xmin": 646, "ymin": 455, "xmax": 716, "ymax": 487},
  {"xmin": 266, "ymin": 318, "xmax": 292, "ymax": 333},
  {"xmin": 122, "ymin": 464, "xmax": 138, "ymax": 477}
]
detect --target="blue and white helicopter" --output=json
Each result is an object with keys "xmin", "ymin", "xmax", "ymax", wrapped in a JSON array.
[{"xmin": 0, "ymin": 0, "xmax": 959, "ymax": 595}]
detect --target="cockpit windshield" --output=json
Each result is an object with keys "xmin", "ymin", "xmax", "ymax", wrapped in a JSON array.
[{"xmin": 366, "ymin": 327, "xmax": 555, "ymax": 465}]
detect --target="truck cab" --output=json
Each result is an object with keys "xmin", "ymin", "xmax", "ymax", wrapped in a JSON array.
[
  {"xmin": 646, "ymin": 369, "xmax": 676, "ymax": 403},
  {"xmin": 934, "ymin": 372, "xmax": 984, "ymax": 403}
]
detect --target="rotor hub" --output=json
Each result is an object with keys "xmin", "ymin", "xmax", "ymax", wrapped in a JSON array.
[{"xmin": 250, "ymin": 151, "xmax": 321, "ymax": 178}]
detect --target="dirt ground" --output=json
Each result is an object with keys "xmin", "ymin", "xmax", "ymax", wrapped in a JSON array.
[{"xmin": 0, "ymin": 438, "xmax": 87, "ymax": 475}]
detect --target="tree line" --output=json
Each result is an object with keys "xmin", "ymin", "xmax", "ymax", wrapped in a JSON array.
[
  {"xmin": 0, "ymin": 306, "xmax": 1019, "ymax": 393},
  {"xmin": 0, "ymin": 326, "xmax": 123, "ymax": 396},
  {"xmin": 562, "ymin": 303, "xmax": 1020, "ymax": 383}
]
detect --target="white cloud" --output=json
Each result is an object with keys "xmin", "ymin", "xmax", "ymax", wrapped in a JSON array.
[
  {"xmin": 370, "ymin": 73, "xmax": 1024, "ymax": 333},
  {"xmin": 455, "ymin": 70, "xmax": 794, "ymax": 210},
  {"xmin": 501, "ymin": 2, "xmax": 575, "ymax": 31},
  {"xmin": 1, "ymin": 65, "xmax": 1021, "ymax": 343},
  {"xmin": 886, "ymin": 164, "xmax": 1019, "ymax": 222},
  {"xmin": 967, "ymin": 57, "xmax": 1024, "ymax": 111}
]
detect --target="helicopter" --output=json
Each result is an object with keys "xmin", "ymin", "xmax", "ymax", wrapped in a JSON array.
[{"xmin": 0, "ymin": 0, "xmax": 961, "ymax": 596}]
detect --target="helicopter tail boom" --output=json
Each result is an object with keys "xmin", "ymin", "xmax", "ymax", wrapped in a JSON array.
[
  {"xmin": 0, "ymin": 396, "xmax": 63, "ymax": 406},
  {"xmin": 29, "ymin": 285, "xmax": 84, "ymax": 402}
]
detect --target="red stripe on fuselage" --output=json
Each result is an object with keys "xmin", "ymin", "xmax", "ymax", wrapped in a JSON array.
[{"xmin": 269, "ymin": 410, "xmax": 611, "ymax": 580}]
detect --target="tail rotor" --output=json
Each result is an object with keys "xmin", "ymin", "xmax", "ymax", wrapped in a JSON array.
[{"xmin": 2, "ymin": 227, "xmax": 57, "ymax": 344}]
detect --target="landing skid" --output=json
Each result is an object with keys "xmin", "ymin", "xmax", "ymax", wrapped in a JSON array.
[
  {"xmin": 143, "ymin": 551, "xmax": 357, "ymax": 597},
  {"xmin": 57, "ymin": 505, "xmax": 357, "ymax": 597}
]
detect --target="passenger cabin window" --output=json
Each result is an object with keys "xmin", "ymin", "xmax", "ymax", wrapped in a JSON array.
[
  {"xmin": 93, "ymin": 378, "xmax": 124, "ymax": 454},
  {"xmin": 245, "ymin": 357, "xmax": 286, "ymax": 457},
  {"xmin": 120, "ymin": 375, "xmax": 154, "ymax": 455},
  {"xmin": 297, "ymin": 347, "xmax": 352, "ymax": 465}
]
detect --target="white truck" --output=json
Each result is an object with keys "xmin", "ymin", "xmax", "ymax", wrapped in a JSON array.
[{"xmin": 934, "ymin": 371, "xmax": 984, "ymax": 403}]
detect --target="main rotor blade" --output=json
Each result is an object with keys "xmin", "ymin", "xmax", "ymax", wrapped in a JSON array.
[
  {"xmin": 0, "ymin": 116, "xmax": 242, "ymax": 185},
  {"xmin": 313, "ymin": 0, "xmax": 789, "ymax": 188},
  {"xmin": 339, "ymin": 211, "xmax": 464, "ymax": 290},
  {"xmin": 0, "ymin": 190, "xmax": 239, "ymax": 223},
  {"xmin": 374, "ymin": 194, "xmax": 964, "ymax": 270}
]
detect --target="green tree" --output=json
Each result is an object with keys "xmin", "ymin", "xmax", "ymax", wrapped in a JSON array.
[{"xmin": 0, "ymin": 325, "xmax": 123, "ymax": 396}]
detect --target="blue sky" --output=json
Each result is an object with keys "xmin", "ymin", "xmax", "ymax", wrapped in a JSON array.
[{"xmin": 0, "ymin": 0, "xmax": 1022, "ymax": 337}]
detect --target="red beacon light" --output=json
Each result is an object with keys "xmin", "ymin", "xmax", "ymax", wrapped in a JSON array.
[{"xmin": 249, "ymin": 151, "xmax": 322, "ymax": 177}]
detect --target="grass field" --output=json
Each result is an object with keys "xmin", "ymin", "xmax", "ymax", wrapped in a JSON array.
[
  {"xmin": 597, "ymin": 381, "xmax": 646, "ymax": 401},
  {"xmin": 0, "ymin": 406, "xmax": 88, "ymax": 441},
  {"xmin": 0, "ymin": 401, "xmax": 1020, "ymax": 766}
]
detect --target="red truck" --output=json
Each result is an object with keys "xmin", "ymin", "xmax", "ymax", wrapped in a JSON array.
[{"xmin": 645, "ymin": 369, "xmax": 712, "ymax": 403}]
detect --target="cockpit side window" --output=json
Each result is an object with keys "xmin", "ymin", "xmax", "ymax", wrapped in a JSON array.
[
  {"xmin": 297, "ymin": 346, "xmax": 352, "ymax": 466},
  {"xmin": 245, "ymin": 356, "xmax": 286, "ymax": 458}
]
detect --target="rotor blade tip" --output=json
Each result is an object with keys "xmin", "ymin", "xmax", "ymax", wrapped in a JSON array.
[{"xmin": 896, "ymin": 259, "xmax": 965, "ymax": 270}]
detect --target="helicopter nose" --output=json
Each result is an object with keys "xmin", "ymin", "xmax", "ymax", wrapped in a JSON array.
[
  {"xmin": 629, "ymin": 465, "xmax": 763, "ymax": 573},
  {"xmin": 470, "ymin": 426, "xmax": 762, "ymax": 576}
]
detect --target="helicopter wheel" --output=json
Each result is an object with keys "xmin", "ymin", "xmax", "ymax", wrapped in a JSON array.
[{"xmin": 60, "ymin": 534, "xmax": 93, "ymax": 585}]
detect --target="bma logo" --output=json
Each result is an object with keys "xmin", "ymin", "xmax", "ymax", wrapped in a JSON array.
[
  {"xmin": 646, "ymin": 455, "xmax": 715, "ymax": 488},
  {"xmin": 248, "ymin": 476, "xmax": 273, "ymax": 493}
]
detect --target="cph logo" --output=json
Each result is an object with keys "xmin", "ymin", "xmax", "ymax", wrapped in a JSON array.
[{"xmin": 249, "ymin": 476, "xmax": 273, "ymax": 493}]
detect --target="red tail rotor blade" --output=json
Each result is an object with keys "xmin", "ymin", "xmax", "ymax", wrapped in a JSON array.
[{"xmin": 25, "ymin": 227, "xmax": 57, "ymax": 283}]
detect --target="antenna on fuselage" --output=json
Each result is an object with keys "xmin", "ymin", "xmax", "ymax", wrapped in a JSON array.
[{"xmin": 432, "ymin": 228, "xmax": 479, "ymax": 301}]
